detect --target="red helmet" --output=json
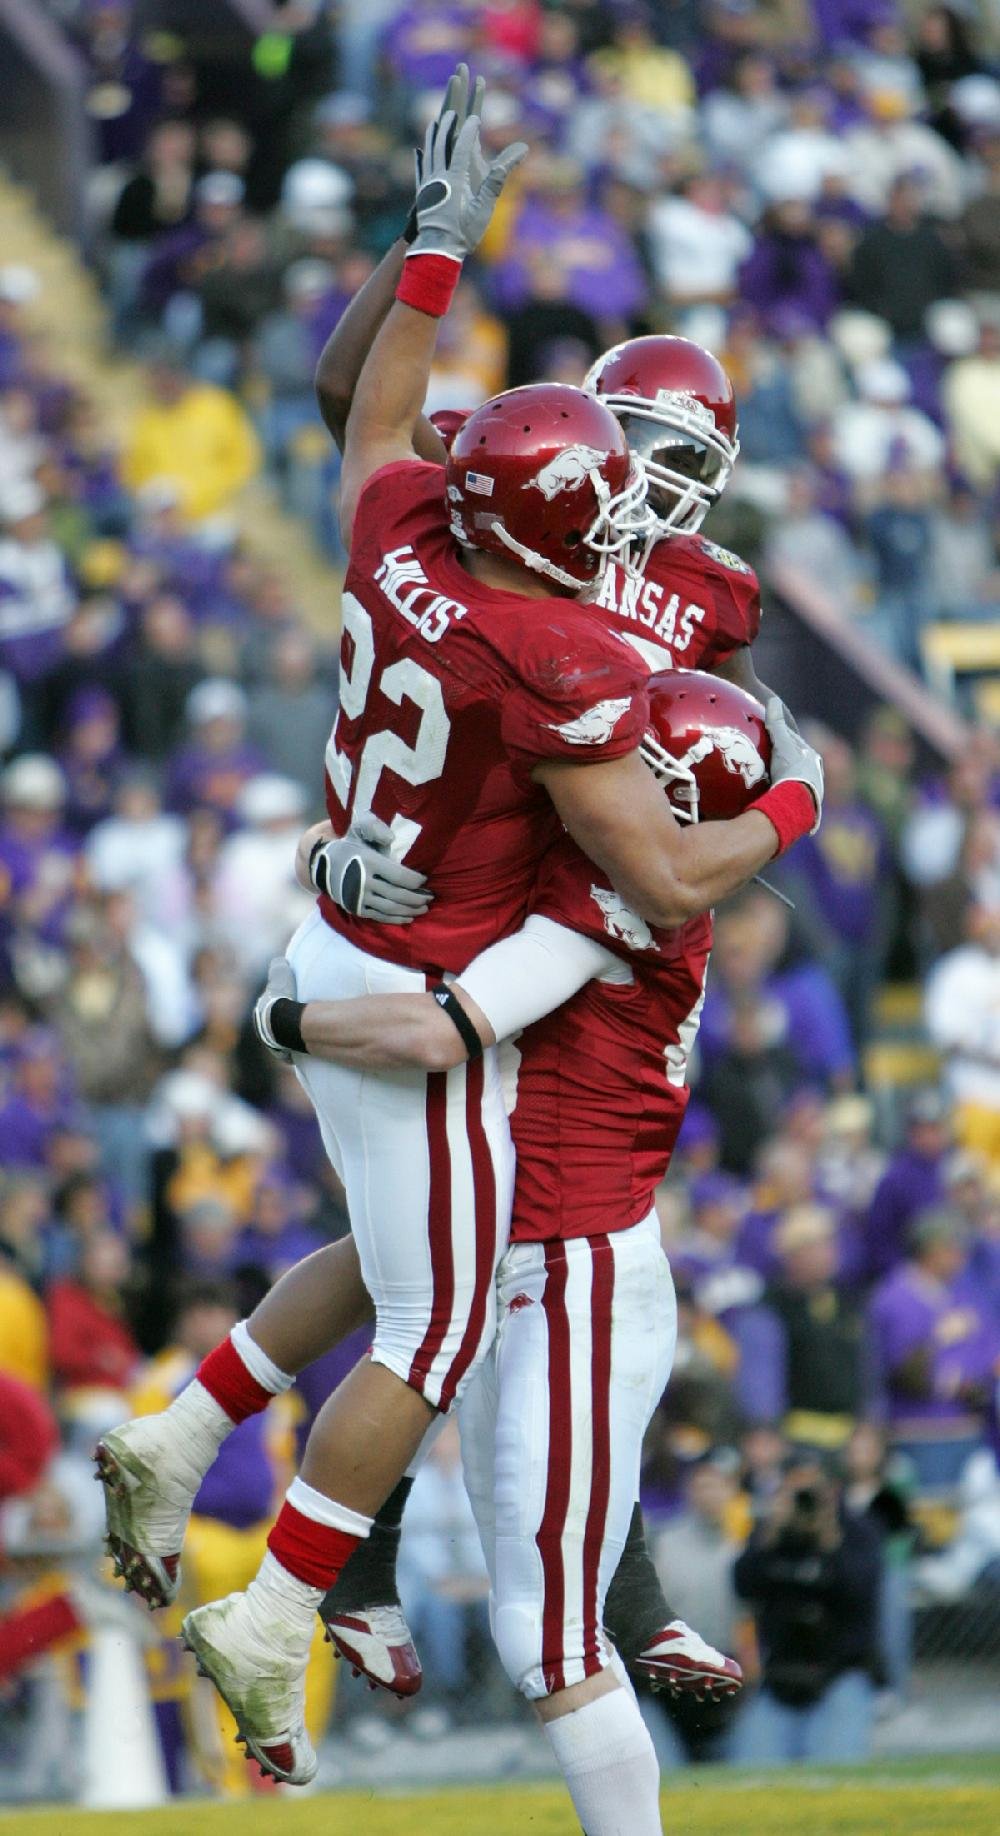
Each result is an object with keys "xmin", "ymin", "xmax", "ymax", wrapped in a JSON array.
[
  {"xmin": 446, "ymin": 383, "xmax": 654, "ymax": 591},
  {"xmin": 429, "ymin": 408, "xmax": 471, "ymax": 454},
  {"xmin": 641, "ymin": 669, "xmax": 771, "ymax": 823},
  {"xmin": 584, "ymin": 336, "xmax": 739, "ymax": 537}
]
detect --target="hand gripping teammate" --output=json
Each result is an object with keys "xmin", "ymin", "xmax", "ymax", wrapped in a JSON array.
[{"xmin": 96, "ymin": 89, "xmax": 820, "ymax": 1789}]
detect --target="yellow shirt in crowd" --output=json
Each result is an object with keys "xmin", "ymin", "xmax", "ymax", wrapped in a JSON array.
[
  {"xmin": 0, "ymin": 1264, "xmax": 48, "ymax": 1390},
  {"xmin": 122, "ymin": 383, "xmax": 261, "ymax": 522},
  {"xmin": 944, "ymin": 356, "xmax": 1000, "ymax": 492}
]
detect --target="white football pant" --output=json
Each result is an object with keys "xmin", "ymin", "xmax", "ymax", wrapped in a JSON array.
[
  {"xmin": 287, "ymin": 909, "xmax": 514, "ymax": 1411},
  {"xmin": 457, "ymin": 1210, "xmax": 677, "ymax": 1698}
]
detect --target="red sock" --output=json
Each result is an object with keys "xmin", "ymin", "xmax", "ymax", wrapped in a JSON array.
[
  {"xmin": 0, "ymin": 1594, "xmax": 82, "ymax": 1681},
  {"xmin": 267, "ymin": 1501, "xmax": 361, "ymax": 1590},
  {"xmin": 197, "ymin": 1336, "xmax": 274, "ymax": 1425}
]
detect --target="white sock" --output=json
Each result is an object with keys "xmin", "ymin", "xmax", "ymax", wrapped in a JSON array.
[
  {"xmin": 245, "ymin": 1551, "xmax": 324, "ymax": 1659},
  {"xmin": 163, "ymin": 1381, "xmax": 236, "ymax": 1480},
  {"xmin": 231, "ymin": 1320, "xmax": 295, "ymax": 1394},
  {"xmin": 286, "ymin": 1475, "xmax": 373, "ymax": 1538},
  {"xmin": 543, "ymin": 1685, "xmax": 662, "ymax": 1836}
]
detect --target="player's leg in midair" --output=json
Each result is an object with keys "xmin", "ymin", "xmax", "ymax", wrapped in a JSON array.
[
  {"xmin": 177, "ymin": 917, "xmax": 513, "ymax": 1781},
  {"xmin": 96, "ymin": 1239, "xmax": 373, "ymax": 1610}
]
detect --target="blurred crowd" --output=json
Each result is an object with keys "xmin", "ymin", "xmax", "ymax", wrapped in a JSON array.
[
  {"xmin": 44, "ymin": 0, "xmax": 1000, "ymax": 678},
  {"xmin": 1, "ymin": 0, "xmax": 1000, "ymax": 1801}
]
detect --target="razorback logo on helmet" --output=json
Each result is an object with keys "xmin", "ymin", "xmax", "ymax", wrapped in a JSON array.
[
  {"xmin": 589, "ymin": 885, "xmax": 656, "ymax": 952},
  {"xmin": 678, "ymin": 724, "xmax": 768, "ymax": 788},
  {"xmin": 551, "ymin": 695, "xmax": 633, "ymax": 746},
  {"xmin": 653, "ymin": 389, "xmax": 718, "ymax": 438},
  {"xmin": 529, "ymin": 445, "xmax": 608, "ymax": 502},
  {"xmin": 697, "ymin": 537, "xmax": 753, "ymax": 576}
]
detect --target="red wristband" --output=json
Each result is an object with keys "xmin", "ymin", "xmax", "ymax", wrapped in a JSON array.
[
  {"xmin": 748, "ymin": 780, "xmax": 816, "ymax": 856},
  {"xmin": 395, "ymin": 252, "xmax": 462, "ymax": 318}
]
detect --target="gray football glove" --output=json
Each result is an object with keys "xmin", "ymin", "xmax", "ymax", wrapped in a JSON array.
[
  {"xmin": 254, "ymin": 955, "xmax": 297, "ymax": 1063},
  {"xmin": 404, "ymin": 63, "xmax": 485, "ymax": 243},
  {"xmin": 765, "ymin": 697, "xmax": 824, "ymax": 832},
  {"xmin": 311, "ymin": 815, "xmax": 431, "ymax": 923},
  {"xmin": 409, "ymin": 105, "xmax": 527, "ymax": 264}
]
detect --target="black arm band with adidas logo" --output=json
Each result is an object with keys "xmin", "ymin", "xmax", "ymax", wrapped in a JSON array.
[{"xmin": 430, "ymin": 984, "xmax": 483, "ymax": 1061}]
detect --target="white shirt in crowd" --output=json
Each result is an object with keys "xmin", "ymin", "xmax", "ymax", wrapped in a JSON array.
[
  {"xmin": 646, "ymin": 195, "xmax": 753, "ymax": 301},
  {"xmin": 0, "ymin": 534, "xmax": 75, "ymax": 643},
  {"xmin": 832, "ymin": 401, "xmax": 946, "ymax": 480},
  {"xmin": 925, "ymin": 943, "xmax": 1000, "ymax": 1112}
]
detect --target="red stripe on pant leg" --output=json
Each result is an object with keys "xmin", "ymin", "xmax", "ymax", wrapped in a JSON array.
[
  {"xmin": 437, "ymin": 1056, "xmax": 497, "ymax": 1411},
  {"xmin": 407, "ymin": 1070, "xmax": 455, "ymax": 1398},
  {"xmin": 537, "ymin": 1240, "xmax": 572, "ymax": 1696},
  {"xmin": 581, "ymin": 1234, "xmax": 615, "ymax": 1680}
]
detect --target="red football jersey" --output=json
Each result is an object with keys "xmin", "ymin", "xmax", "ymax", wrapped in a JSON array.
[
  {"xmin": 321, "ymin": 461, "xmax": 649, "ymax": 974},
  {"xmin": 508, "ymin": 836, "xmax": 712, "ymax": 1243},
  {"xmin": 588, "ymin": 531, "xmax": 761, "ymax": 672}
]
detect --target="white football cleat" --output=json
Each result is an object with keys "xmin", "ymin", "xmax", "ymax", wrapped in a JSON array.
[
  {"xmin": 321, "ymin": 1604, "xmax": 423, "ymax": 1698},
  {"xmin": 94, "ymin": 1417, "xmax": 205, "ymax": 1608},
  {"xmin": 632, "ymin": 1620, "xmax": 743, "ymax": 1700},
  {"xmin": 182, "ymin": 1592, "xmax": 317, "ymax": 1786}
]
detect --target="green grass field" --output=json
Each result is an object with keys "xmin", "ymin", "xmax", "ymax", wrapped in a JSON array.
[{"xmin": 3, "ymin": 1756, "xmax": 998, "ymax": 1836}]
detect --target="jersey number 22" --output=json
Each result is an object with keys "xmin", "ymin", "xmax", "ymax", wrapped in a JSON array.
[{"xmin": 326, "ymin": 593, "xmax": 450, "ymax": 858}]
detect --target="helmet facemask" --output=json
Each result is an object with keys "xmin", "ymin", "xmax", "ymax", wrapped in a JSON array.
[
  {"xmin": 605, "ymin": 400, "xmax": 738, "ymax": 537},
  {"xmin": 639, "ymin": 729, "xmax": 700, "ymax": 823}
]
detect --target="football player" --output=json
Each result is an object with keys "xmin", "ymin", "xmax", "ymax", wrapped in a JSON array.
[
  {"xmin": 247, "ymin": 670, "xmax": 767, "ymax": 1836},
  {"xmin": 96, "ymin": 76, "xmax": 821, "ymax": 1805},
  {"xmin": 292, "ymin": 69, "xmax": 787, "ymax": 1707},
  {"xmin": 314, "ymin": 98, "xmax": 768, "ymax": 707}
]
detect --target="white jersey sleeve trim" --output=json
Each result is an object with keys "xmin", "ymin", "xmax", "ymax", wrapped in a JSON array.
[{"xmin": 455, "ymin": 913, "xmax": 614, "ymax": 1042}]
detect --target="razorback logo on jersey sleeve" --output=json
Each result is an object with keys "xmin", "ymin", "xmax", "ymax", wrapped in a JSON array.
[
  {"xmin": 550, "ymin": 695, "xmax": 633, "ymax": 745},
  {"xmin": 589, "ymin": 885, "xmax": 657, "ymax": 952}
]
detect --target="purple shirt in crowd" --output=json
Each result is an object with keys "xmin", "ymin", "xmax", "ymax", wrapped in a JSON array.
[
  {"xmin": 738, "ymin": 236, "xmax": 840, "ymax": 334},
  {"xmin": 784, "ymin": 803, "xmax": 892, "ymax": 946},
  {"xmin": 0, "ymin": 1092, "xmax": 79, "ymax": 1168},
  {"xmin": 868, "ymin": 1262, "xmax": 1000, "ymax": 1424},
  {"xmin": 699, "ymin": 962, "xmax": 855, "ymax": 1085},
  {"xmin": 490, "ymin": 200, "xmax": 648, "ymax": 321},
  {"xmin": 193, "ymin": 1415, "xmax": 277, "ymax": 1530},
  {"xmin": 163, "ymin": 740, "xmax": 266, "ymax": 823},
  {"xmin": 863, "ymin": 1148, "xmax": 945, "ymax": 1282},
  {"xmin": 381, "ymin": 5, "xmax": 473, "ymax": 90}
]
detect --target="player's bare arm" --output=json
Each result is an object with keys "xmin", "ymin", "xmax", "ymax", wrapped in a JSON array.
[
  {"xmin": 535, "ymin": 698, "xmax": 823, "ymax": 929},
  {"xmin": 315, "ymin": 67, "xmax": 484, "ymax": 464},
  {"xmin": 255, "ymin": 916, "xmax": 610, "ymax": 1071},
  {"xmin": 338, "ymin": 299, "xmax": 444, "ymax": 546},
  {"xmin": 339, "ymin": 106, "xmax": 526, "ymax": 546},
  {"xmin": 300, "ymin": 986, "xmax": 490, "ymax": 1071}
]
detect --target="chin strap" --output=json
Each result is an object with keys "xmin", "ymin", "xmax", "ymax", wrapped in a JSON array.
[{"xmin": 489, "ymin": 520, "xmax": 589, "ymax": 592}]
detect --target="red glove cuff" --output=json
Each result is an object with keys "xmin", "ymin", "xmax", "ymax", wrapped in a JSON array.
[
  {"xmin": 748, "ymin": 781, "xmax": 816, "ymax": 856},
  {"xmin": 395, "ymin": 252, "xmax": 462, "ymax": 318}
]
